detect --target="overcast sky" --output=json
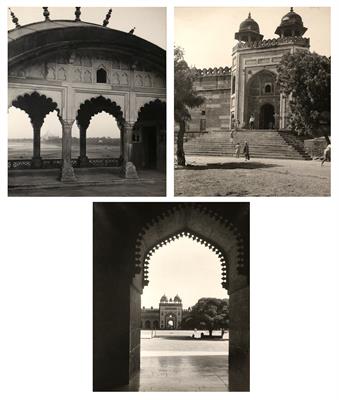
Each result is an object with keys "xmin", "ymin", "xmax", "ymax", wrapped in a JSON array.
[
  {"xmin": 141, "ymin": 236, "xmax": 228, "ymax": 309},
  {"xmin": 175, "ymin": 7, "xmax": 330, "ymax": 68},
  {"xmin": 8, "ymin": 7, "xmax": 165, "ymax": 139}
]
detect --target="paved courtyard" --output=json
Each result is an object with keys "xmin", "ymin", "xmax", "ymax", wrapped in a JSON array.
[
  {"xmin": 8, "ymin": 168, "xmax": 166, "ymax": 196},
  {"xmin": 126, "ymin": 330, "xmax": 229, "ymax": 391},
  {"xmin": 175, "ymin": 156, "xmax": 330, "ymax": 197}
]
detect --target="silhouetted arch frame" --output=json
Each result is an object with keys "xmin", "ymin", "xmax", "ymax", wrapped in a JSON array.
[
  {"xmin": 133, "ymin": 204, "xmax": 247, "ymax": 296},
  {"xmin": 76, "ymin": 95, "xmax": 125, "ymax": 130}
]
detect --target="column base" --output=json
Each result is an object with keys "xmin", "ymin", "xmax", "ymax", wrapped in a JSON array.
[
  {"xmin": 120, "ymin": 161, "xmax": 138, "ymax": 179},
  {"xmin": 60, "ymin": 162, "xmax": 77, "ymax": 182},
  {"xmin": 78, "ymin": 156, "xmax": 89, "ymax": 167},
  {"xmin": 31, "ymin": 157, "xmax": 42, "ymax": 169}
]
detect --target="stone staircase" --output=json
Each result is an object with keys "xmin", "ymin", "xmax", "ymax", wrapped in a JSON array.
[{"xmin": 183, "ymin": 129, "xmax": 311, "ymax": 160}]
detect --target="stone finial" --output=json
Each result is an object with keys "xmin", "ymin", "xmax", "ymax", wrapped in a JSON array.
[
  {"xmin": 9, "ymin": 8, "xmax": 20, "ymax": 28},
  {"xmin": 129, "ymin": 27, "xmax": 136, "ymax": 34},
  {"xmin": 290, "ymin": 7, "xmax": 294, "ymax": 12},
  {"xmin": 75, "ymin": 7, "xmax": 81, "ymax": 22},
  {"xmin": 43, "ymin": 7, "xmax": 50, "ymax": 21},
  {"xmin": 248, "ymin": 12, "xmax": 251, "ymax": 19},
  {"xmin": 103, "ymin": 8, "xmax": 112, "ymax": 27}
]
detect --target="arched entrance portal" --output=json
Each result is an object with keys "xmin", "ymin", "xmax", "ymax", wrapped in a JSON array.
[
  {"xmin": 165, "ymin": 313, "xmax": 177, "ymax": 329},
  {"xmin": 93, "ymin": 203, "xmax": 250, "ymax": 392},
  {"xmin": 259, "ymin": 103, "xmax": 275, "ymax": 129},
  {"xmin": 245, "ymin": 70, "xmax": 279, "ymax": 129}
]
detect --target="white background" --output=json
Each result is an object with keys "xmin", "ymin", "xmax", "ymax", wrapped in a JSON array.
[{"xmin": 1, "ymin": 0, "xmax": 338, "ymax": 399}]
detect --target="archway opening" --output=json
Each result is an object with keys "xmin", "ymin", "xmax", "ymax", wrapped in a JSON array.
[
  {"xmin": 8, "ymin": 106, "xmax": 33, "ymax": 160},
  {"xmin": 133, "ymin": 99, "xmax": 166, "ymax": 170},
  {"xmin": 140, "ymin": 232, "xmax": 229, "ymax": 391},
  {"xmin": 76, "ymin": 96, "xmax": 124, "ymax": 167},
  {"xmin": 40, "ymin": 110, "xmax": 62, "ymax": 159},
  {"xmin": 260, "ymin": 103, "xmax": 275, "ymax": 129}
]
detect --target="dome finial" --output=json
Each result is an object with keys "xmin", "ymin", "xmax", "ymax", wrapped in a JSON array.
[
  {"xmin": 103, "ymin": 8, "xmax": 112, "ymax": 27},
  {"xmin": 75, "ymin": 7, "xmax": 81, "ymax": 22},
  {"xmin": 290, "ymin": 7, "xmax": 294, "ymax": 12},
  {"xmin": 248, "ymin": 12, "xmax": 251, "ymax": 19},
  {"xmin": 42, "ymin": 7, "xmax": 50, "ymax": 21},
  {"xmin": 9, "ymin": 8, "xmax": 20, "ymax": 28}
]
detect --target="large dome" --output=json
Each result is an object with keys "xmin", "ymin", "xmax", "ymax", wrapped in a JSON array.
[
  {"xmin": 174, "ymin": 294, "xmax": 182, "ymax": 303},
  {"xmin": 235, "ymin": 13, "xmax": 263, "ymax": 42},
  {"xmin": 275, "ymin": 7, "xmax": 307, "ymax": 37}
]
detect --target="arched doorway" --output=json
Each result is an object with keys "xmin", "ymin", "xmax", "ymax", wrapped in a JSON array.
[
  {"xmin": 153, "ymin": 320, "xmax": 159, "ymax": 330},
  {"xmin": 133, "ymin": 99, "xmax": 166, "ymax": 171},
  {"xmin": 93, "ymin": 203, "xmax": 249, "ymax": 392},
  {"xmin": 259, "ymin": 103, "xmax": 275, "ymax": 129},
  {"xmin": 144, "ymin": 320, "xmax": 151, "ymax": 330},
  {"xmin": 245, "ymin": 70, "xmax": 279, "ymax": 129}
]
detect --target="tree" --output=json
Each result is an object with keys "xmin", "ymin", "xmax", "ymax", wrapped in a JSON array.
[
  {"xmin": 174, "ymin": 46, "xmax": 204, "ymax": 166},
  {"xmin": 277, "ymin": 51, "xmax": 331, "ymax": 143},
  {"xmin": 181, "ymin": 297, "xmax": 229, "ymax": 336}
]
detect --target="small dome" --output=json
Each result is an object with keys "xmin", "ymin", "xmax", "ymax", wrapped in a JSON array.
[
  {"xmin": 174, "ymin": 294, "xmax": 182, "ymax": 302},
  {"xmin": 239, "ymin": 13, "xmax": 260, "ymax": 33},
  {"xmin": 160, "ymin": 294, "xmax": 168, "ymax": 302},
  {"xmin": 275, "ymin": 7, "xmax": 307, "ymax": 37},
  {"xmin": 235, "ymin": 13, "xmax": 263, "ymax": 42}
]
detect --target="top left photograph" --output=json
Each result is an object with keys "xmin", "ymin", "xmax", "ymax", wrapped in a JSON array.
[{"xmin": 8, "ymin": 7, "xmax": 166, "ymax": 197}]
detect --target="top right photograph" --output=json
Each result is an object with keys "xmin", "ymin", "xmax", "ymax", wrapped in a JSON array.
[{"xmin": 174, "ymin": 7, "xmax": 331, "ymax": 197}]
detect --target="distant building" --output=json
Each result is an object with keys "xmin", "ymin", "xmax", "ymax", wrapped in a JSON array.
[{"xmin": 141, "ymin": 294, "xmax": 190, "ymax": 329}]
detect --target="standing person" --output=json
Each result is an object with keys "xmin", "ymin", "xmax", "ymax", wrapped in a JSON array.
[
  {"xmin": 321, "ymin": 143, "xmax": 331, "ymax": 166},
  {"xmin": 243, "ymin": 141, "xmax": 250, "ymax": 160},
  {"xmin": 249, "ymin": 114, "xmax": 255, "ymax": 130},
  {"xmin": 230, "ymin": 129, "xmax": 234, "ymax": 144},
  {"xmin": 234, "ymin": 142, "xmax": 241, "ymax": 158}
]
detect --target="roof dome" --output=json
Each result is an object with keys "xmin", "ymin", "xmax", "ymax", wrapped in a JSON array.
[
  {"xmin": 235, "ymin": 13, "xmax": 263, "ymax": 42},
  {"xmin": 275, "ymin": 7, "xmax": 307, "ymax": 37},
  {"xmin": 174, "ymin": 294, "xmax": 182, "ymax": 302},
  {"xmin": 239, "ymin": 13, "xmax": 260, "ymax": 33},
  {"xmin": 160, "ymin": 294, "xmax": 168, "ymax": 302}
]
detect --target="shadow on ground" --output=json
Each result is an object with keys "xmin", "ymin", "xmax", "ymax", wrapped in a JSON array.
[
  {"xmin": 184, "ymin": 161, "xmax": 278, "ymax": 170},
  {"xmin": 158, "ymin": 335, "xmax": 228, "ymax": 341}
]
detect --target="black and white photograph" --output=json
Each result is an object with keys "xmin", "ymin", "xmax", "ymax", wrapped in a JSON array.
[
  {"xmin": 0, "ymin": 1, "xmax": 338, "ymax": 400},
  {"xmin": 174, "ymin": 7, "xmax": 331, "ymax": 196},
  {"xmin": 8, "ymin": 7, "xmax": 166, "ymax": 196},
  {"xmin": 93, "ymin": 202, "xmax": 249, "ymax": 391}
]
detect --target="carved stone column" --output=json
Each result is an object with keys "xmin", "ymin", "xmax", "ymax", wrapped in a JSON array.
[
  {"xmin": 121, "ymin": 121, "xmax": 138, "ymax": 179},
  {"xmin": 60, "ymin": 119, "xmax": 76, "ymax": 182},
  {"xmin": 31, "ymin": 122, "xmax": 42, "ymax": 168},
  {"xmin": 78, "ymin": 125, "xmax": 89, "ymax": 167}
]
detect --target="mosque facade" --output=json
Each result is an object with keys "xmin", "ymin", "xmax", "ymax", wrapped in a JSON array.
[
  {"xmin": 189, "ymin": 8, "xmax": 310, "ymax": 133},
  {"xmin": 141, "ymin": 294, "xmax": 190, "ymax": 330}
]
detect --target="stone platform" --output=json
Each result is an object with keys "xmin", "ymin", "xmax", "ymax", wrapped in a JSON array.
[{"xmin": 8, "ymin": 167, "xmax": 166, "ymax": 197}]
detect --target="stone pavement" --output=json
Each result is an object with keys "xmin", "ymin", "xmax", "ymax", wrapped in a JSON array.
[
  {"xmin": 175, "ymin": 156, "xmax": 330, "ymax": 197},
  {"xmin": 122, "ymin": 330, "xmax": 229, "ymax": 392},
  {"xmin": 8, "ymin": 167, "xmax": 166, "ymax": 196}
]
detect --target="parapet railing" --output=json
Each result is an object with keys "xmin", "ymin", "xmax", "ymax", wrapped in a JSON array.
[
  {"xmin": 8, "ymin": 158, "xmax": 121, "ymax": 169},
  {"xmin": 233, "ymin": 36, "xmax": 310, "ymax": 52}
]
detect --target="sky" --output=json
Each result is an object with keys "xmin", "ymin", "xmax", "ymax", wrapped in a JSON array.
[
  {"xmin": 175, "ymin": 7, "xmax": 331, "ymax": 68},
  {"xmin": 8, "ymin": 7, "xmax": 166, "ymax": 139},
  {"xmin": 141, "ymin": 236, "xmax": 228, "ymax": 310}
]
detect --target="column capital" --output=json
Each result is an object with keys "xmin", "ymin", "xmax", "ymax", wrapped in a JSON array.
[{"xmin": 60, "ymin": 119, "xmax": 75, "ymax": 129}]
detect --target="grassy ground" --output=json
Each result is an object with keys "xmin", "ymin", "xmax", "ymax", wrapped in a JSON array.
[{"xmin": 175, "ymin": 156, "xmax": 330, "ymax": 197}]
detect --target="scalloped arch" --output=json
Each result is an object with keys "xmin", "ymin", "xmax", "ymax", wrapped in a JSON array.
[{"xmin": 134, "ymin": 204, "xmax": 246, "ymax": 295}]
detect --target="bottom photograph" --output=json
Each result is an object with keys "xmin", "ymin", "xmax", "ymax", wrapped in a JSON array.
[{"xmin": 93, "ymin": 202, "xmax": 250, "ymax": 392}]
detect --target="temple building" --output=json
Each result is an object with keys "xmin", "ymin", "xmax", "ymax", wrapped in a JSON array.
[
  {"xmin": 189, "ymin": 8, "xmax": 310, "ymax": 132},
  {"xmin": 141, "ymin": 294, "xmax": 190, "ymax": 329}
]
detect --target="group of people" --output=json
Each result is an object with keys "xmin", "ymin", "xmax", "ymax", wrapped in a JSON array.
[{"xmin": 230, "ymin": 129, "xmax": 250, "ymax": 160}]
